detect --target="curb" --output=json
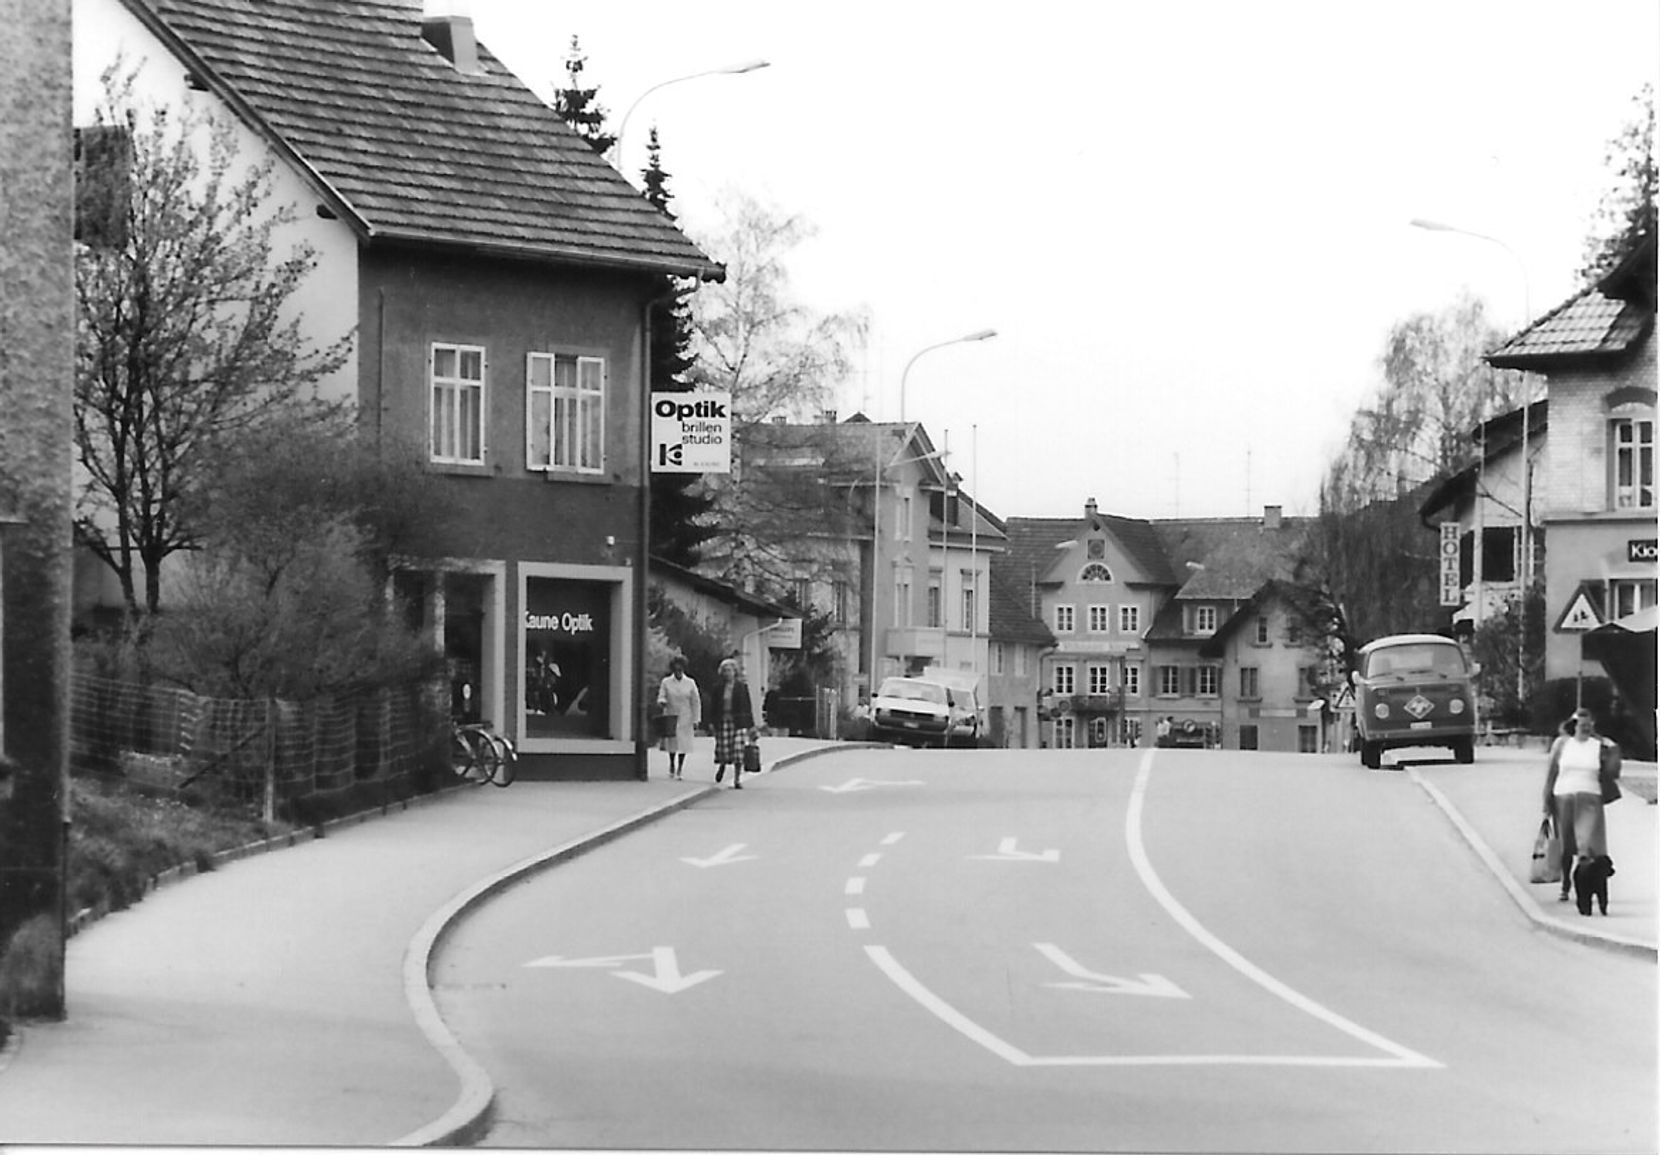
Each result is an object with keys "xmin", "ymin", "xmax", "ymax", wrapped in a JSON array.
[
  {"xmin": 393, "ymin": 741, "xmax": 870, "ymax": 1147},
  {"xmin": 1406, "ymin": 767, "xmax": 1656, "ymax": 960}
]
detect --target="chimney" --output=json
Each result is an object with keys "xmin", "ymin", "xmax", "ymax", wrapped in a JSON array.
[
  {"xmin": 422, "ymin": 10, "xmax": 481, "ymax": 74},
  {"xmin": 1263, "ymin": 504, "xmax": 1282, "ymax": 529},
  {"xmin": 1084, "ymin": 497, "xmax": 1097, "ymax": 519},
  {"xmin": 819, "ymin": 410, "xmax": 838, "ymax": 424}
]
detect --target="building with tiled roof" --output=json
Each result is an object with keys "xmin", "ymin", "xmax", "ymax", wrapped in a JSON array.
[
  {"xmin": 1485, "ymin": 233, "xmax": 1655, "ymax": 754},
  {"xmin": 73, "ymin": 0, "xmax": 719, "ymax": 779}
]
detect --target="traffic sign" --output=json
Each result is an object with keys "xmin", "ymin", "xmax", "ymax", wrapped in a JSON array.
[{"xmin": 1554, "ymin": 584, "xmax": 1604, "ymax": 633}]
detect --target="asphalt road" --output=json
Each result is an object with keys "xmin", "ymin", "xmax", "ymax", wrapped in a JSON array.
[{"xmin": 432, "ymin": 746, "xmax": 1656, "ymax": 1153}]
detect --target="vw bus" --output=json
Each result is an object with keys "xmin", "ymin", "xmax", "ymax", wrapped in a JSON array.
[{"xmin": 1351, "ymin": 633, "xmax": 1478, "ymax": 768}]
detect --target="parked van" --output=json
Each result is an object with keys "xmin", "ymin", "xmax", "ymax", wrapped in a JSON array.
[
  {"xmin": 1351, "ymin": 633, "xmax": 1477, "ymax": 768},
  {"xmin": 921, "ymin": 667, "xmax": 985, "ymax": 746}
]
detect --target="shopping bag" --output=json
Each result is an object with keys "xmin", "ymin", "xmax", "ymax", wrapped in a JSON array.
[
  {"xmin": 1529, "ymin": 817, "xmax": 1562, "ymax": 884},
  {"xmin": 741, "ymin": 743, "xmax": 761, "ymax": 773},
  {"xmin": 1600, "ymin": 739, "xmax": 1623, "ymax": 804}
]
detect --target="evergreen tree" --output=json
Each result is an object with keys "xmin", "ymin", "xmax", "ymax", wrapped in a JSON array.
[
  {"xmin": 1581, "ymin": 84, "xmax": 1656, "ymax": 282},
  {"xmin": 551, "ymin": 36, "xmax": 616, "ymax": 157},
  {"xmin": 641, "ymin": 129, "xmax": 719, "ymax": 566}
]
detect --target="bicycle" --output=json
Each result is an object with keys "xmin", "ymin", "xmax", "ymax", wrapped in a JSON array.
[{"xmin": 449, "ymin": 719, "xmax": 517, "ymax": 787}]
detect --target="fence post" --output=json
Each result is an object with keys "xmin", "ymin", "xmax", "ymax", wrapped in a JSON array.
[{"xmin": 262, "ymin": 698, "xmax": 275, "ymax": 826}]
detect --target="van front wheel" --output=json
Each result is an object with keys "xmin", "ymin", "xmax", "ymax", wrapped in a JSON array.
[
  {"xmin": 1453, "ymin": 737, "xmax": 1475, "ymax": 764},
  {"xmin": 1360, "ymin": 741, "xmax": 1381, "ymax": 770}
]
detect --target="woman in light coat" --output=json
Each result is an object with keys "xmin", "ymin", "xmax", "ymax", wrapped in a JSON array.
[{"xmin": 655, "ymin": 657, "xmax": 701, "ymax": 780}]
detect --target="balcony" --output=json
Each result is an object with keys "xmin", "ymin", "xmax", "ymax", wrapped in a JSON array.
[
  {"xmin": 884, "ymin": 626, "xmax": 945, "ymax": 661},
  {"xmin": 1073, "ymin": 691, "xmax": 1121, "ymax": 713}
]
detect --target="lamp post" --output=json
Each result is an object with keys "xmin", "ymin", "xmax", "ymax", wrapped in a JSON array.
[
  {"xmin": 897, "ymin": 328, "xmax": 997, "ymax": 421},
  {"xmin": 866, "ymin": 437, "xmax": 946, "ymax": 699},
  {"xmin": 609, "ymin": 59, "xmax": 771, "ymax": 174},
  {"xmin": 1409, "ymin": 217, "xmax": 1535, "ymax": 714}
]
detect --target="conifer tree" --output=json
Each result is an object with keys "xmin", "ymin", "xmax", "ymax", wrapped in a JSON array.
[
  {"xmin": 641, "ymin": 128, "xmax": 719, "ymax": 566},
  {"xmin": 551, "ymin": 36, "xmax": 617, "ymax": 157}
]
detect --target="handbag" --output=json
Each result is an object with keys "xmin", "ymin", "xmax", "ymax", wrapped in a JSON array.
[
  {"xmin": 1529, "ymin": 817, "xmax": 1562, "ymax": 884},
  {"xmin": 741, "ymin": 742, "xmax": 761, "ymax": 773},
  {"xmin": 1600, "ymin": 739, "xmax": 1623, "ymax": 804}
]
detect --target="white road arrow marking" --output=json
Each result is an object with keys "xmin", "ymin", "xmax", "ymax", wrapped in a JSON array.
[
  {"xmin": 820, "ymin": 777, "xmax": 925, "ymax": 794},
  {"xmin": 1034, "ymin": 943, "xmax": 1189, "ymax": 998},
  {"xmin": 524, "ymin": 947, "xmax": 721, "ymax": 994},
  {"xmin": 612, "ymin": 946, "xmax": 722, "ymax": 994},
  {"xmin": 680, "ymin": 842, "xmax": 757, "ymax": 868},
  {"xmin": 971, "ymin": 837, "xmax": 1060, "ymax": 862}
]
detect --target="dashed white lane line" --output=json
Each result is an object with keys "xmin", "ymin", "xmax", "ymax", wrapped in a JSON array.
[
  {"xmin": 845, "ymin": 877, "xmax": 867, "ymax": 896},
  {"xmin": 858, "ymin": 854, "xmax": 882, "ymax": 869},
  {"xmin": 846, "ymin": 908, "xmax": 871, "ymax": 930}
]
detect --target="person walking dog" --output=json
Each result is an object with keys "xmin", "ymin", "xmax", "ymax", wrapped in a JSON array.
[
  {"xmin": 655, "ymin": 656, "xmax": 701, "ymax": 780},
  {"xmin": 708, "ymin": 657, "xmax": 758, "ymax": 789},
  {"xmin": 1543, "ymin": 707, "xmax": 1622, "ymax": 915}
]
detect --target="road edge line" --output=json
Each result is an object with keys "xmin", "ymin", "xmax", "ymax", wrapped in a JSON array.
[{"xmin": 1406, "ymin": 767, "xmax": 1655, "ymax": 960}]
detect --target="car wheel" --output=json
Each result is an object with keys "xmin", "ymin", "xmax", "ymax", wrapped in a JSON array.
[
  {"xmin": 1360, "ymin": 741, "xmax": 1380, "ymax": 770},
  {"xmin": 1453, "ymin": 737, "xmax": 1475, "ymax": 764}
]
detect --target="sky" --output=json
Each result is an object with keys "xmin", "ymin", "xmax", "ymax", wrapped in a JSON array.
[{"xmin": 463, "ymin": 0, "xmax": 1657, "ymax": 522}]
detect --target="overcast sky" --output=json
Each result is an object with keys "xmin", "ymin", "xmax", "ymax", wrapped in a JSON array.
[{"xmin": 465, "ymin": 0, "xmax": 1657, "ymax": 522}]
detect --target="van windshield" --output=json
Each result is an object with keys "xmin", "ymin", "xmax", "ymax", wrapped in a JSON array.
[
  {"xmin": 877, "ymin": 679, "xmax": 947, "ymax": 705},
  {"xmin": 1363, "ymin": 644, "xmax": 1468, "ymax": 678}
]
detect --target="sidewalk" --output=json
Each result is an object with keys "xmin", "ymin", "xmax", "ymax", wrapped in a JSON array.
[
  {"xmin": 0, "ymin": 736, "xmax": 846, "ymax": 1148},
  {"xmin": 1410, "ymin": 751, "xmax": 1657, "ymax": 957}
]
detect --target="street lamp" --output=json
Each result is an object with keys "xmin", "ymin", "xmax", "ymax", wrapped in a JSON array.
[
  {"xmin": 610, "ymin": 59, "xmax": 771, "ymax": 173},
  {"xmin": 897, "ymin": 329, "xmax": 997, "ymax": 421},
  {"xmin": 1409, "ymin": 217, "xmax": 1535, "ymax": 713}
]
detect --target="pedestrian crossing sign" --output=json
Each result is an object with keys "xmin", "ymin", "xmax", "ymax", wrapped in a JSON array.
[{"xmin": 1554, "ymin": 585, "xmax": 1604, "ymax": 633}]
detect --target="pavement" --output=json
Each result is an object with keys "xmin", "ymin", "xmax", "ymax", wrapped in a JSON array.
[{"xmin": 0, "ymin": 738, "xmax": 1652, "ymax": 1147}]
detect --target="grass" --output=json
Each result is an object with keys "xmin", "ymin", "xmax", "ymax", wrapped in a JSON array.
[{"xmin": 67, "ymin": 774, "xmax": 294, "ymax": 922}]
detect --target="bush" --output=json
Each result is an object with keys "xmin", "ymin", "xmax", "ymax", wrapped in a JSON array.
[
  {"xmin": 1530, "ymin": 677, "xmax": 1654, "ymax": 759},
  {"xmin": 0, "ymin": 915, "xmax": 62, "ymax": 1020}
]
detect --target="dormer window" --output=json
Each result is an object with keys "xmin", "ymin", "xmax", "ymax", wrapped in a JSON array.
[
  {"xmin": 1080, "ymin": 563, "xmax": 1113, "ymax": 583},
  {"xmin": 1190, "ymin": 604, "xmax": 1217, "ymax": 635}
]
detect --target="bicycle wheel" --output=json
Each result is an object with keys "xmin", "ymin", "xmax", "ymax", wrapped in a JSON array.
[
  {"xmin": 488, "ymin": 735, "xmax": 516, "ymax": 787},
  {"xmin": 449, "ymin": 730, "xmax": 479, "ymax": 780},
  {"xmin": 474, "ymin": 733, "xmax": 503, "ymax": 783}
]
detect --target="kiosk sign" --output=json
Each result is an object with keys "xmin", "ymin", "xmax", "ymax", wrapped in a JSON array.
[{"xmin": 651, "ymin": 392, "xmax": 731, "ymax": 473}]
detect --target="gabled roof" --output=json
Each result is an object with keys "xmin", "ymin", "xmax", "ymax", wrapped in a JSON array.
[
  {"xmin": 1199, "ymin": 579, "xmax": 1330, "ymax": 658},
  {"xmin": 1001, "ymin": 514, "xmax": 1177, "ymax": 589},
  {"xmin": 1487, "ymin": 234, "xmax": 1655, "ymax": 369},
  {"xmin": 1418, "ymin": 399, "xmax": 1548, "ymax": 524},
  {"xmin": 128, "ymin": 0, "xmax": 720, "ymax": 278},
  {"xmin": 651, "ymin": 557, "xmax": 797, "ymax": 620},
  {"xmin": 987, "ymin": 569, "xmax": 1055, "ymax": 648},
  {"xmin": 1151, "ymin": 516, "xmax": 1308, "ymax": 599}
]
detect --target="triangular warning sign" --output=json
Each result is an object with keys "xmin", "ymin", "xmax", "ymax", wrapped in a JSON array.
[{"xmin": 1555, "ymin": 587, "xmax": 1604, "ymax": 633}]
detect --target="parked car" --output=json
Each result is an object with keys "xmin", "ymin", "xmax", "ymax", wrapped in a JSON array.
[
  {"xmin": 1351, "ymin": 633, "xmax": 1477, "ymax": 768},
  {"xmin": 870, "ymin": 677, "xmax": 952, "ymax": 746},
  {"xmin": 919, "ymin": 667, "xmax": 985, "ymax": 746}
]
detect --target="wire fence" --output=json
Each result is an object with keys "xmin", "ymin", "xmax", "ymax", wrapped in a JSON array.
[{"xmin": 69, "ymin": 672, "xmax": 445, "ymax": 822}]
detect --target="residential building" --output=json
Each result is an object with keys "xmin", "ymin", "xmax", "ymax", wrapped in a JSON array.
[
  {"xmin": 1487, "ymin": 233, "xmax": 1656, "ymax": 750},
  {"xmin": 1417, "ymin": 401, "xmax": 1548, "ymax": 633},
  {"xmin": 74, "ymin": 0, "xmax": 721, "ymax": 778}
]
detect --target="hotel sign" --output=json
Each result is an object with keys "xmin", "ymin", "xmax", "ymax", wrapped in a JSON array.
[{"xmin": 1438, "ymin": 523, "xmax": 1461, "ymax": 607}]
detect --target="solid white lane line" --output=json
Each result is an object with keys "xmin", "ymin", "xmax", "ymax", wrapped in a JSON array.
[
  {"xmin": 1125, "ymin": 749, "xmax": 1441, "ymax": 1069},
  {"xmin": 865, "ymin": 945, "xmax": 1032, "ymax": 1066},
  {"xmin": 846, "ymin": 908, "xmax": 871, "ymax": 930},
  {"xmin": 845, "ymin": 877, "xmax": 867, "ymax": 896}
]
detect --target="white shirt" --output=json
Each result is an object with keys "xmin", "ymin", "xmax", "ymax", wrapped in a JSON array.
[{"xmin": 1553, "ymin": 735, "xmax": 1603, "ymax": 797}]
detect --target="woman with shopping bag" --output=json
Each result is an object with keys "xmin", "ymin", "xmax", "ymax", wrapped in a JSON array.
[
  {"xmin": 1542, "ymin": 708, "xmax": 1620, "ymax": 914},
  {"xmin": 655, "ymin": 657, "xmax": 701, "ymax": 780},
  {"xmin": 708, "ymin": 656, "xmax": 758, "ymax": 790}
]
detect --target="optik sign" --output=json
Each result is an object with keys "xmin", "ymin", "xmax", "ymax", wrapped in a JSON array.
[{"xmin": 651, "ymin": 392, "xmax": 731, "ymax": 473}]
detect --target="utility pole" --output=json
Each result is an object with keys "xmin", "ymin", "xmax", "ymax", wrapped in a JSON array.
[{"xmin": 0, "ymin": 0, "xmax": 76, "ymax": 1020}]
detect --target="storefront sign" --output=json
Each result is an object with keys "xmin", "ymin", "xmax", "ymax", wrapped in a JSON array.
[
  {"xmin": 1629, "ymin": 539, "xmax": 1657, "ymax": 564},
  {"xmin": 651, "ymin": 391, "xmax": 731, "ymax": 473},
  {"xmin": 1438, "ymin": 522, "xmax": 1461, "ymax": 607}
]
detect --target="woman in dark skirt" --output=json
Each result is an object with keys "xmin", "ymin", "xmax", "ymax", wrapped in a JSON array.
[{"xmin": 708, "ymin": 657, "xmax": 757, "ymax": 788}]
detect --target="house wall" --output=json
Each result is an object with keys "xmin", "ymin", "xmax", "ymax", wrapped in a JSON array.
[
  {"xmin": 1538, "ymin": 335, "xmax": 1658, "ymax": 681},
  {"xmin": 361, "ymin": 247, "xmax": 654, "ymax": 776},
  {"xmin": 1216, "ymin": 601, "xmax": 1324, "ymax": 752}
]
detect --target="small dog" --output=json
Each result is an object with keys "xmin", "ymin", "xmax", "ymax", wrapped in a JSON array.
[{"xmin": 1573, "ymin": 856, "xmax": 1615, "ymax": 916}]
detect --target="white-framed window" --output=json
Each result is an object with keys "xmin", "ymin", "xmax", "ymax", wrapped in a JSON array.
[
  {"xmin": 1080, "ymin": 562, "xmax": 1113, "ymax": 582},
  {"xmin": 1055, "ymin": 604, "xmax": 1075, "ymax": 633},
  {"xmin": 1122, "ymin": 663, "xmax": 1140, "ymax": 696},
  {"xmin": 1053, "ymin": 662, "xmax": 1076, "ymax": 695},
  {"xmin": 1612, "ymin": 418, "xmax": 1655, "ymax": 509},
  {"xmin": 833, "ymin": 580, "xmax": 849, "ymax": 625},
  {"xmin": 1088, "ymin": 604, "xmax": 1112, "ymax": 633},
  {"xmin": 960, "ymin": 569, "xmax": 977, "ymax": 631},
  {"xmin": 1119, "ymin": 604, "xmax": 1140, "ymax": 635},
  {"xmin": 1087, "ymin": 663, "xmax": 1113, "ymax": 695},
  {"xmin": 431, "ymin": 343, "xmax": 486, "ymax": 464},
  {"xmin": 926, "ymin": 571, "xmax": 943, "ymax": 628},
  {"xmin": 1014, "ymin": 646, "xmax": 1029, "ymax": 676},
  {"xmin": 1255, "ymin": 615, "xmax": 1270, "ymax": 644},
  {"xmin": 1610, "ymin": 579, "xmax": 1657, "ymax": 619},
  {"xmin": 792, "ymin": 576, "xmax": 813, "ymax": 610},
  {"xmin": 990, "ymin": 643, "xmax": 1006, "ymax": 675},
  {"xmin": 1053, "ymin": 714, "xmax": 1077, "ymax": 749},
  {"xmin": 1191, "ymin": 604, "xmax": 1217, "ymax": 634},
  {"xmin": 1197, "ymin": 665, "xmax": 1219, "ymax": 696},
  {"xmin": 527, "ymin": 352, "xmax": 605, "ymax": 473},
  {"xmin": 1158, "ymin": 665, "xmax": 1180, "ymax": 696},
  {"xmin": 895, "ymin": 492, "xmax": 913, "ymax": 540},
  {"xmin": 894, "ymin": 565, "xmax": 913, "ymax": 628},
  {"xmin": 1240, "ymin": 666, "xmax": 1260, "ymax": 698}
]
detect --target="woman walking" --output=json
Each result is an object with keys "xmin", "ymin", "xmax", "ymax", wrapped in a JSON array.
[
  {"xmin": 708, "ymin": 657, "xmax": 757, "ymax": 789},
  {"xmin": 1542, "ymin": 707, "xmax": 1620, "ymax": 914},
  {"xmin": 655, "ymin": 657, "xmax": 701, "ymax": 780}
]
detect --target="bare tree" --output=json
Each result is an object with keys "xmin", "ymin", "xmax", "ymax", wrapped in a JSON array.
[{"xmin": 74, "ymin": 66, "xmax": 351, "ymax": 616}]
